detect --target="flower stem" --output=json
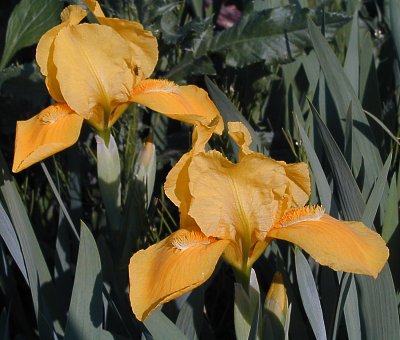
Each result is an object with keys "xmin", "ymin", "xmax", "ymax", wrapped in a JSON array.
[
  {"xmin": 233, "ymin": 266, "xmax": 251, "ymax": 293},
  {"xmin": 98, "ymin": 128, "xmax": 111, "ymax": 147}
]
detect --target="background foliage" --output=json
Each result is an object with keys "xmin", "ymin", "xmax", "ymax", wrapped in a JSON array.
[{"xmin": 0, "ymin": 0, "xmax": 399, "ymax": 339}]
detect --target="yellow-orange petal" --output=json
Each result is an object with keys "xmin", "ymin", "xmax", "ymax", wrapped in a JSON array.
[
  {"xmin": 36, "ymin": 5, "xmax": 87, "ymax": 77},
  {"xmin": 12, "ymin": 104, "xmax": 83, "ymax": 172},
  {"xmin": 164, "ymin": 153, "xmax": 196, "ymax": 230},
  {"xmin": 96, "ymin": 17, "xmax": 158, "ymax": 78},
  {"xmin": 82, "ymin": 0, "xmax": 105, "ymax": 17},
  {"xmin": 129, "ymin": 229, "xmax": 229, "ymax": 321},
  {"xmin": 281, "ymin": 162, "xmax": 311, "ymax": 208},
  {"xmin": 188, "ymin": 151, "xmax": 288, "ymax": 240},
  {"xmin": 268, "ymin": 210, "xmax": 389, "ymax": 278},
  {"xmin": 228, "ymin": 121, "xmax": 253, "ymax": 158},
  {"xmin": 164, "ymin": 123, "xmax": 217, "ymax": 213},
  {"xmin": 131, "ymin": 79, "xmax": 223, "ymax": 134},
  {"xmin": 36, "ymin": 5, "xmax": 87, "ymax": 103},
  {"xmin": 53, "ymin": 24, "xmax": 136, "ymax": 123}
]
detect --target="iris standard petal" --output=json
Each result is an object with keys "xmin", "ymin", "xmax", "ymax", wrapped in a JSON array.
[
  {"xmin": 36, "ymin": 5, "xmax": 87, "ymax": 103},
  {"xmin": 12, "ymin": 104, "xmax": 83, "ymax": 172},
  {"xmin": 96, "ymin": 17, "xmax": 158, "ymax": 77},
  {"xmin": 281, "ymin": 162, "xmax": 311, "ymax": 208},
  {"xmin": 164, "ymin": 153, "xmax": 198, "ymax": 229},
  {"xmin": 82, "ymin": 0, "xmax": 105, "ymax": 17},
  {"xmin": 129, "ymin": 229, "xmax": 229, "ymax": 321},
  {"xmin": 164, "ymin": 123, "xmax": 219, "ymax": 207},
  {"xmin": 131, "ymin": 79, "xmax": 223, "ymax": 133},
  {"xmin": 53, "ymin": 24, "xmax": 136, "ymax": 125},
  {"xmin": 268, "ymin": 208, "xmax": 389, "ymax": 278},
  {"xmin": 36, "ymin": 5, "xmax": 87, "ymax": 77},
  {"xmin": 227, "ymin": 121, "xmax": 253, "ymax": 158},
  {"xmin": 227, "ymin": 121, "xmax": 310, "ymax": 210},
  {"xmin": 188, "ymin": 151, "xmax": 288, "ymax": 240}
]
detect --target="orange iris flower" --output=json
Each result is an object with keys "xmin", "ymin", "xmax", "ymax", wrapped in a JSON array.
[
  {"xmin": 12, "ymin": 0, "xmax": 222, "ymax": 172},
  {"xmin": 129, "ymin": 121, "xmax": 389, "ymax": 321}
]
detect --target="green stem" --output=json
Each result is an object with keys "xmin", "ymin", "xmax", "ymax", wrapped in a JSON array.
[
  {"xmin": 233, "ymin": 266, "xmax": 251, "ymax": 293},
  {"xmin": 98, "ymin": 128, "xmax": 111, "ymax": 147}
]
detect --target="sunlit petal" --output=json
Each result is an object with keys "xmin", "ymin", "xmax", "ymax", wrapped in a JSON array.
[
  {"xmin": 82, "ymin": 0, "xmax": 105, "ymax": 17},
  {"xmin": 164, "ymin": 123, "xmax": 218, "ymax": 214},
  {"xmin": 131, "ymin": 79, "xmax": 223, "ymax": 133},
  {"xmin": 53, "ymin": 24, "xmax": 136, "ymax": 124},
  {"xmin": 12, "ymin": 104, "xmax": 83, "ymax": 172},
  {"xmin": 268, "ymin": 209, "xmax": 389, "ymax": 278},
  {"xmin": 97, "ymin": 17, "xmax": 158, "ymax": 77},
  {"xmin": 129, "ymin": 229, "xmax": 229, "ymax": 321},
  {"xmin": 36, "ymin": 5, "xmax": 87, "ymax": 77},
  {"xmin": 281, "ymin": 162, "xmax": 311, "ymax": 207},
  {"xmin": 164, "ymin": 153, "xmax": 198, "ymax": 229},
  {"xmin": 36, "ymin": 5, "xmax": 87, "ymax": 103},
  {"xmin": 188, "ymin": 151, "xmax": 288, "ymax": 240},
  {"xmin": 228, "ymin": 121, "xmax": 253, "ymax": 158}
]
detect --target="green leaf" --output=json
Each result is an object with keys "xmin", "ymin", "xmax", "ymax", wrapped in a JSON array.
[
  {"xmin": 295, "ymin": 115, "xmax": 331, "ymax": 212},
  {"xmin": 390, "ymin": 0, "xmax": 400, "ymax": 66},
  {"xmin": 0, "ymin": 201, "xmax": 28, "ymax": 284},
  {"xmin": 309, "ymin": 104, "xmax": 400, "ymax": 340},
  {"xmin": 362, "ymin": 154, "xmax": 392, "ymax": 226},
  {"xmin": 382, "ymin": 174, "xmax": 399, "ymax": 242},
  {"xmin": 359, "ymin": 31, "xmax": 381, "ymax": 120},
  {"xmin": 0, "ymin": 0, "xmax": 62, "ymax": 69},
  {"xmin": 41, "ymin": 163, "xmax": 79, "ymax": 240},
  {"xmin": 343, "ymin": 275, "xmax": 362, "ymax": 340},
  {"xmin": 166, "ymin": 53, "xmax": 216, "ymax": 80},
  {"xmin": 301, "ymin": 51, "xmax": 320, "ymax": 96},
  {"xmin": 308, "ymin": 19, "xmax": 383, "ymax": 196},
  {"xmin": 331, "ymin": 273, "xmax": 352, "ymax": 340},
  {"xmin": 253, "ymin": 0, "xmax": 290, "ymax": 11},
  {"xmin": 363, "ymin": 110, "xmax": 400, "ymax": 146},
  {"xmin": 344, "ymin": 103, "xmax": 353, "ymax": 166},
  {"xmin": 65, "ymin": 221, "xmax": 103, "ymax": 340},
  {"xmin": 343, "ymin": 11, "xmax": 359, "ymax": 94},
  {"xmin": 210, "ymin": 6, "xmax": 350, "ymax": 67},
  {"xmin": 295, "ymin": 249, "xmax": 327, "ymax": 340},
  {"xmin": 187, "ymin": 0, "xmax": 203, "ymax": 19},
  {"xmin": 310, "ymin": 102, "xmax": 364, "ymax": 220},
  {"xmin": 0, "ymin": 151, "xmax": 63, "ymax": 336},
  {"xmin": 144, "ymin": 310, "xmax": 188, "ymax": 340},
  {"xmin": 96, "ymin": 134, "xmax": 122, "ymax": 230},
  {"xmin": 176, "ymin": 288, "xmax": 204, "ymax": 340}
]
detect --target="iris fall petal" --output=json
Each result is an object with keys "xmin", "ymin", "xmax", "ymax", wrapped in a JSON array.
[
  {"xmin": 268, "ymin": 212, "xmax": 389, "ymax": 278},
  {"xmin": 129, "ymin": 229, "xmax": 229, "ymax": 321},
  {"xmin": 131, "ymin": 79, "xmax": 223, "ymax": 133},
  {"xmin": 12, "ymin": 104, "xmax": 83, "ymax": 172}
]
